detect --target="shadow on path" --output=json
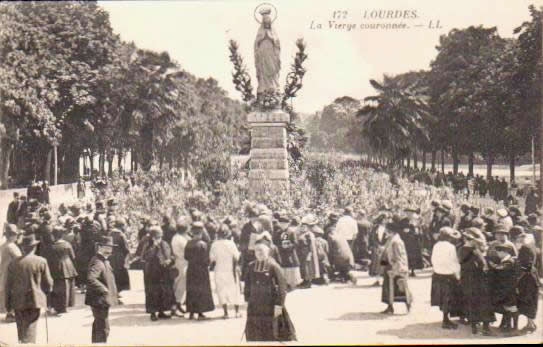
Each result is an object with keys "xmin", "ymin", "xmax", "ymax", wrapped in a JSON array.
[
  {"xmin": 328, "ymin": 312, "xmax": 394, "ymax": 321},
  {"xmin": 377, "ymin": 322, "xmax": 519, "ymax": 340}
]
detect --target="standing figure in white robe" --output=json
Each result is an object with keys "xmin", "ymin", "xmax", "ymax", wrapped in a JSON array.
[
  {"xmin": 171, "ymin": 220, "xmax": 191, "ymax": 314},
  {"xmin": 210, "ymin": 224, "xmax": 242, "ymax": 318}
]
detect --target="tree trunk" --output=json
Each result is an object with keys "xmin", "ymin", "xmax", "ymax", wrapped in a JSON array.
[
  {"xmin": 468, "ymin": 152, "xmax": 474, "ymax": 176},
  {"xmin": 413, "ymin": 148, "xmax": 418, "ymax": 169},
  {"xmin": 452, "ymin": 148, "xmax": 459, "ymax": 175},
  {"xmin": 441, "ymin": 150, "xmax": 445, "ymax": 174},
  {"xmin": 486, "ymin": 153, "xmax": 493, "ymax": 179},
  {"xmin": 44, "ymin": 148, "xmax": 52, "ymax": 184},
  {"xmin": 107, "ymin": 154, "xmax": 113, "ymax": 178},
  {"xmin": 159, "ymin": 153, "xmax": 164, "ymax": 170},
  {"xmin": 117, "ymin": 149, "xmax": 123, "ymax": 174},
  {"xmin": 99, "ymin": 150, "xmax": 105, "ymax": 177},
  {"xmin": 509, "ymin": 153, "xmax": 515, "ymax": 184},
  {"xmin": 422, "ymin": 150, "xmax": 426, "ymax": 171},
  {"xmin": 0, "ymin": 140, "xmax": 13, "ymax": 189},
  {"xmin": 431, "ymin": 150, "xmax": 436, "ymax": 171},
  {"xmin": 406, "ymin": 154, "xmax": 411, "ymax": 169},
  {"xmin": 89, "ymin": 151, "xmax": 95, "ymax": 178},
  {"xmin": 53, "ymin": 145, "xmax": 58, "ymax": 185}
]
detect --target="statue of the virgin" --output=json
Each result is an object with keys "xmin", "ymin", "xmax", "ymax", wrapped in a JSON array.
[{"xmin": 254, "ymin": 7, "xmax": 280, "ymax": 98}]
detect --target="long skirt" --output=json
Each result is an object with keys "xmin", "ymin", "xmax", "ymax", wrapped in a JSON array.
[
  {"xmin": 214, "ymin": 270, "xmax": 241, "ymax": 306},
  {"xmin": 186, "ymin": 265, "xmax": 215, "ymax": 313},
  {"xmin": 173, "ymin": 261, "xmax": 187, "ymax": 304},
  {"xmin": 245, "ymin": 305, "xmax": 297, "ymax": 342},
  {"xmin": 283, "ymin": 267, "xmax": 302, "ymax": 289},
  {"xmin": 145, "ymin": 276, "xmax": 176, "ymax": 313},
  {"xmin": 51, "ymin": 278, "xmax": 76, "ymax": 313},
  {"xmin": 431, "ymin": 273, "xmax": 457, "ymax": 313},
  {"xmin": 369, "ymin": 246, "xmax": 385, "ymax": 277},
  {"xmin": 381, "ymin": 271, "xmax": 412, "ymax": 305},
  {"xmin": 517, "ymin": 270, "xmax": 539, "ymax": 319},
  {"xmin": 114, "ymin": 268, "xmax": 130, "ymax": 293},
  {"xmin": 489, "ymin": 269, "xmax": 517, "ymax": 313}
]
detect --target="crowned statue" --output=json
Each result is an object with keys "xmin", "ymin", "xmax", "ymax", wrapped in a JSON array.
[{"xmin": 254, "ymin": 6, "xmax": 281, "ymax": 102}]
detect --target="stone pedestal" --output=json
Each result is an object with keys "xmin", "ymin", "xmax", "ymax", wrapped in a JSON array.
[{"xmin": 247, "ymin": 109, "xmax": 290, "ymax": 197}]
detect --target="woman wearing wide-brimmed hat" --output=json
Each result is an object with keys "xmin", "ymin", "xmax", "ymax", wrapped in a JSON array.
[
  {"xmin": 487, "ymin": 223, "xmax": 519, "ymax": 333},
  {"xmin": 459, "ymin": 227, "xmax": 495, "ymax": 335},
  {"xmin": 368, "ymin": 212, "xmax": 389, "ymax": 286},
  {"xmin": 430, "ymin": 227, "xmax": 462, "ymax": 329}
]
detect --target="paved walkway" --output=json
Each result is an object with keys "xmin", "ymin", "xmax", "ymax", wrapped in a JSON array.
[{"xmin": 0, "ymin": 269, "xmax": 541, "ymax": 345}]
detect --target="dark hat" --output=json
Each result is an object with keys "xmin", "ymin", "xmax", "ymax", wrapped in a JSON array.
[
  {"xmin": 95, "ymin": 201, "xmax": 106, "ymax": 213},
  {"xmin": 328, "ymin": 211, "xmax": 340, "ymax": 221},
  {"xmin": 460, "ymin": 203, "xmax": 470, "ymax": 210},
  {"xmin": 20, "ymin": 233, "xmax": 40, "ymax": 247},
  {"xmin": 508, "ymin": 206, "xmax": 521, "ymax": 216},
  {"xmin": 107, "ymin": 198, "xmax": 118, "ymax": 207},
  {"xmin": 528, "ymin": 213, "xmax": 538, "ymax": 222},
  {"xmin": 431, "ymin": 200, "xmax": 441, "ymax": 208},
  {"xmin": 509, "ymin": 226, "xmax": 525, "ymax": 240},
  {"xmin": 96, "ymin": 236, "xmax": 116, "ymax": 247},
  {"xmin": 404, "ymin": 206, "xmax": 420, "ymax": 214}
]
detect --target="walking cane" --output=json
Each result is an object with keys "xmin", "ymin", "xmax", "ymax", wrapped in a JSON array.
[{"xmin": 44, "ymin": 304, "xmax": 49, "ymax": 344}]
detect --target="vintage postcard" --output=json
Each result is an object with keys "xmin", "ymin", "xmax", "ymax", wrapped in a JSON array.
[{"xmin": 0, "ymin": 0, "xmax": 542, "ymax": 345}]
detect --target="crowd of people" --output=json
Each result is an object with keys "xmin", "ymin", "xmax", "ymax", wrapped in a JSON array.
[{"xmin": 0, "ymin": 163, "xmax": 541, "ymax": 344}]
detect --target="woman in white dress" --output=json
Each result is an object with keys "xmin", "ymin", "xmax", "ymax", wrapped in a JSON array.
[
  {"xmin": 0, "ymin": 224, "xmax": 21, "ymax": 321},
  {"xmin": 170, "ymin": 217, "xmax": 191, "ymax": 315},
  {"xmin": 210, "ymin": 224, "xmax": 242, "ymax": 318}
]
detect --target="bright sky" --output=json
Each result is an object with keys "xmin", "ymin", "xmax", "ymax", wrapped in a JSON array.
[{"xmin": 99, "ymin": 0, "xmax": 540, "ymax": 114}]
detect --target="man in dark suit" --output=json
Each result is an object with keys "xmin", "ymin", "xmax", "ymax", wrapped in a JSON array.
[
  {"xmin": 6, "ymin": 192, "xmax": 20, "ymax": 225},
  {"xmin": 85, "ymin": 236, "xmax": 118, "ymax": 343},
  {"xmin": 49, "ymin": 226, "xmax": 78, "ymax": 315},
  {"xmin": 6, "ymin": 233, "xmax": 53, "ymax": 344}
]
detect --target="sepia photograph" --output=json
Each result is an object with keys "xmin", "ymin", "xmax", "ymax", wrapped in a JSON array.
[{"xmin": 0, "ymin": 0, "xmax": 542, "ymax": 345}]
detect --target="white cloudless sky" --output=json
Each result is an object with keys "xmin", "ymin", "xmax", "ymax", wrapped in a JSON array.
[{"xmin": 99, "ymin": 0, "xmax": 541, "ymax": 114}]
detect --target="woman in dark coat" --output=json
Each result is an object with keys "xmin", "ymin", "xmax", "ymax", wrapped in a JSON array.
[
  {"xmin": 459, "ymin": 228, "xmax": 495, "ymax": 336},
  {"xmin": 398, "ymin": 213, "xmax": 424, "ymax": 277},
  {"xmin": 109, "ymin": 219, "xmax": 131, "ymax": 295},
  {"xmin": 184, "ymin": 222, "xmax": 215, "ymax": 320},
  {"xmin": 244, "ymin": 237, "xmax": 296, "ymax": 342},
  {"xmin": 516, "ymin": 239, "xmax": 539, "ymax": 333},
  {"xmin": 142, "ymin": 226, "xmax": 176, "ymax": 321}
]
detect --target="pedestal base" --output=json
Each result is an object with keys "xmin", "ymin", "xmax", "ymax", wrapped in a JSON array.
[{"xmin": 247, "ymin": 110, "xmax": 290, "ymax": 199}]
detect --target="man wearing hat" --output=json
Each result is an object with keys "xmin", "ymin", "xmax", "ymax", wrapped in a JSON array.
[
  {"xmin": 457, "ymin": 203, "xmax": 473, "ymax": 231},
  {"xmin": 49, "ymin": 226, "xmax": 78, "ymax": 315},
  {"xmin": 85, "ymin": 235, "xmax": 118, "ymax": 343},
  {"xmin": 0, "ymin": 224, "xmax": 22, "ymax": 322},
  {"xmin": 487, "ymin": 223, "xmax": 518, "ymax": 333},
  {"xmin": 6, "ymin": 233, "xmax": 53, "ymax": 343},
  {"xmin": 6, "ymin": 192, "xmax": 20, "ymax": 225},
  {"xmin": 297, "ymin": 214, "xmax": 320, "ymax": 288}
]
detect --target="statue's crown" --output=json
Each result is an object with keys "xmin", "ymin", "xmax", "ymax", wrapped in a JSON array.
[{"xmin": 259, "ymin": 7, "xmax": 272, "ymax": 16}]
